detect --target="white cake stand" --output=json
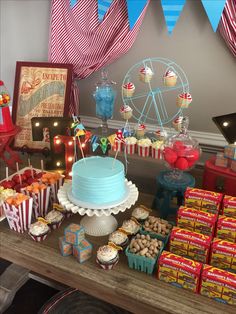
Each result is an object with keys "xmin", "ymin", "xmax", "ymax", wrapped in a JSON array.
[{"xmin": 57, "ymin": 180, "xmax": 139, "ymax": 236}]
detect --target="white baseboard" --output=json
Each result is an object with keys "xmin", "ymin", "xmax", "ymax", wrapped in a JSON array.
[{"xmin": 80, "ymin": 115, "xmax": 227, "ymax": 148}]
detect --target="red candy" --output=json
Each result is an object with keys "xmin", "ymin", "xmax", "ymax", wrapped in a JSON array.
[
  {"xmin": 186, "ymin": 149, "xmax": 199, "ymax": 162},
  {"xmin": 0, "ymin": 180, "xmax": 15, "ymax": 189},
  {"xmin": 163, "ymin": 148, "xmax": 178, "ymax": 164},
  {"xmin": 175, "ymin": 157, "xmax": 189, "ymax": 170}
]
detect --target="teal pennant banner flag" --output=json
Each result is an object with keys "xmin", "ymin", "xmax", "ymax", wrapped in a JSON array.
[
  {"xmin": 69, "ymin": 0, "xmax": 77, "ymax": 8},
  {"xmin": 201, "ymin": 0, "xmax": 227, "ymax": 32},
  {"xmin": 161, "ymin": 0, "xmax": 186, "ymax": 35},
  {"xmin": 97, "ymin": 0, "xmax": 113, "ymax": 22},
  {"xmin": 126, "ymin": 0, "xmax": 148, "ymax": 29}
]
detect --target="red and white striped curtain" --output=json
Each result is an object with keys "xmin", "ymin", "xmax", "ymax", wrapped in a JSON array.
[
  {"xmin": 219, "ymin": 0, "xmax": 236, "ymax": 57},
  {"xmin": 49, "ymin": 0, "xmax": 149, "ymax": 114}
]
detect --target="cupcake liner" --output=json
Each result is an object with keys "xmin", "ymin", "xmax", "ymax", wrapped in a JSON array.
[
  {"xmin": 21, "ymin": 186, "xmax": 51, "ymax": 219},
  {"xmin": 29, "ymin": 232, "xmax": 48, "ymax": 242},
  {"xmin": 96, "ymin": 256, "xmax": 119, "ymax": 270},
  {"xmin": 137, "ymin": 145, "xmax": 150, "ymax": 157},
  {"xmin": 151, "ymin": 147, "xmax": 163, "ymax": 159},
  {"xmin": 49, "ymin": 219, "xmax": 64, "ymax": 230},
  {"xmin": 122, "ymin": 89, "xmax": 134, "ymax": 97},
  {"xmin": 164, "ymin": 76, "xmax": 177, "ymax": 87},
  {"xmin": 125, "ymin": 143, "xmax": 136, "ymax": 155},
  {"xmin": 176, "ymin": 97, "xmax": 191, "ymax": 108},
  {"xmin": 121, "ymin": 111, "xmax": 132, "ymax": 120},
  {"xmin": 3, "ymin": 197, "xmax": 33, "ymax": 233},
  {"xmin": 139, "ymin": 73, "xmax": 153, "ymax": 83}
]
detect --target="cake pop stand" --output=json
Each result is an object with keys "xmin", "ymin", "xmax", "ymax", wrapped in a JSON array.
[{"xmin": 57, "ymin": 180, "xmax": 139, "ymax": 236}]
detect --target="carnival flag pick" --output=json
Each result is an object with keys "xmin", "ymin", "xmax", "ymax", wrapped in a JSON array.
[
  {"xmin": 69, "ymin": 0, "xmax": 77, "ymax": 9},
  {"xmin": 100, "ymin": 137, "xmax": 108, "ymax": 154},
  {"xmin": 97, "ymin": 0, "xmax": 113, "ymax": 22},
  {"xmin": 201, "ymin": 0, "xmax": 227, "ymax": 32},
  {"xmin": 126, "ymin": 0, "xmax": 149, "ymax": 29},
  {"xmin": 91, "ymin": 135, "xmax": 99, "ymax": 152},
  {"xmin": 161, "ymin": 0, "xmax": 186, "ymax": 35}
]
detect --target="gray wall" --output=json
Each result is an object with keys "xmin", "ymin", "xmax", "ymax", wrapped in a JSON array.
[{"xmin": 1, "ymin": 0, "xmax": 235, "ymax": 134}]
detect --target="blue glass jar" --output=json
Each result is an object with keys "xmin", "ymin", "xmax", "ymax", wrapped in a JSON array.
[{"xmin": 93, "ymin": 69, "xmax": 116, "ymax": 122}]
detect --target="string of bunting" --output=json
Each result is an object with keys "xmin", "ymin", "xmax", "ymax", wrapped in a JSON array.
[{"xmin": 72, "ymin": 0, "xmax": 228, "ymax": 33}]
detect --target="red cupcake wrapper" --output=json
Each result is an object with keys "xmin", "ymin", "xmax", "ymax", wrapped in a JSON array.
[
  {"xmin": 96, "ymin": 257, "xmax": 119, "ymax": 270},
  {"xmin": 29, "ymin": 232, "xmax": 48, "ymax": 242},
  {"xmin": 49, "ymin": 219, "xmax": 63, "ymax": 230},
  {"xmin": 3, "ymin": 198, "xmax": 33, "ymax": 233}
]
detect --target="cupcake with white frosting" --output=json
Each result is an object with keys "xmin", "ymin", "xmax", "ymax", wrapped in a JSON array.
[
  {"xmin": 163, "ymin": 70, "xmax": 177, "ymax": 87},
  {"xmin": 136, "ymin": 123, "xmax": 146, "ymax": 138},
  {"xmin": 172, "ymin": 116, "xmax": 183, "ymax": 131},
  {"xmin": 29, "ymin": 220, "xmax": 50, "ymax": 242},
  {"xmin": 132, "ymin": 205, "xmax": 151, "ymax": 223},
  {"xmin": 109, "ymin": 229, "xmax": 129, "ymax": 248},
  {"xmin": 96, "ymin": 243, "xmax": 120, "ymax": 270},
  {"xmin": 45, "ymin": 209, "xmax": 64, "ymax": 230},
  {"xmin": 155, "ymin": 129, "xmax": 167, "ymax": 141},
  {"xmin": 120, "ymin": 105, "xmax": 133, "ymax": 120},
  {"xmin": 139, "ymin": 66, "xmax": 154, "ymax": 83},
  {"xmin": 121, "ymin": 218, "xmax": 140, "ymax": 235},
  {"xmin": 125, "ymin": 136, "xmax": 137, "ymax": 155},
  {"xmin": 137, "ymin": 138, "xmax": 152, "ymax": 157},
  {"xmin": 122, "ymin": 82, "xmax": 135, "ymax": 97},
  {"xmin": 176, "ymin": 93, "xmax": 192, "ymax": 108}
]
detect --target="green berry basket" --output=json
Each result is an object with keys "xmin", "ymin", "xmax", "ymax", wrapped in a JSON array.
[
  {"xmin": 125, "ymin": 238, "xmax": 164, "ymax": 275},
  {"xmin": 140, "ymin": 221, "xmax": 175, "ymax": 247}
]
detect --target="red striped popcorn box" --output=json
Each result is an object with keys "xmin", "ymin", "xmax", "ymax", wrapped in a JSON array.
[
  {"xmin": 151, "ymin": 147, "xmax": 163, "ymax": 159},
  {"xmin": 21, "ymin": 186, "xmax": 51, "ymax": 219},
  {"xmin": 125, "ymin": 143, "xmax": 136, "ymax": 155},
  {"xmin": 112, "ymin": 140, "xmax": 124, "ymax": 152},
  {"xmin": 137, "ymin": 145, "xmax": 150, "ymax": 157},
  {"xmin": 3, "ymin": 197, "xmax": 33, "ymax": 233},
  {"xmin": 49, "ymin": 176, "xmax": 65, "ymax": 204}
]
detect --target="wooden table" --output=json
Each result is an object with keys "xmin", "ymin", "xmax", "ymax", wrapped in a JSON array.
[{"xmin": 0, "ymin": 193, "xmax": 235, "ymax": 314}]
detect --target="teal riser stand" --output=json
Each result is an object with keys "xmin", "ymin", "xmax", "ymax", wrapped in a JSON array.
[{"xmin": 152, "ymin": 170, "xmax": 195, "ymax": 219}]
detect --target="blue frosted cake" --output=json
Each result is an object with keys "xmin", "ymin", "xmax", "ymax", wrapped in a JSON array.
[{"xmin": 72, "ymin": 156, "xmax": 126, "ymax": 205}]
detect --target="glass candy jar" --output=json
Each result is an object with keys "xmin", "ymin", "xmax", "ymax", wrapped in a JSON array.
[
  {"xmin": 93, "ymin": 69, "xmax": 116, "ymax": 135},
  {"xmin": 162, "ymin": 117, "xmax": 201, "ymax": 180}
]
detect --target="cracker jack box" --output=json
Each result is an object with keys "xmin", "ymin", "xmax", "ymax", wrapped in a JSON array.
[
  {"xmin": 157, "ymin": 251, "xmax": 202, "ymax": 293},
  {"xmin": 177, "ymin": 206, "xmax": 217, "ymax": 237},
  {"xmin": 222, "ymin": 195, "xmax": 236, "ymax": 219},
  {"xmin": 210, "ymin": 239, "xmax": 236, "ymax": 273},
  {"xmin": 224, "ymin": 144, "xmax": 236, "ymax": 160},
  {"xmin": 169, "ymin": 227, "xmax": 211, "ymax": 264},
  {"xmin": 184, "ymin": 187, "xmax": 223, "ymax": 215},
  {"xmin": 200, "ymin": 265, "xmax": 236, "ymax": 305},
  {"xmin": 216, "ymin": 216, "xmax": 236, "ymax": 243}
]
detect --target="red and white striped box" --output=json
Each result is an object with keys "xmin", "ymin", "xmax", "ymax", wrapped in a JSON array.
[
  {"xmin": 49, "ymin": 176, "xmax": 64, "ymax": 204},
  {"xmin": 112, "ymin": 141, "xmax": 124, "ymax": 152},
  {"xmin": 137, "ymin": 145, "xmax": 150, "ymax": 157},
  {"xmin": 151, "ymin": 147, "xmax": 162, "ymax": 159},
  {"xmin": 3, "ymin": 197, "xmax": 33, "ymax": 233},
  {"xmin": 125, "ymin": 143, "xmax": 136, "ymax": 155},
  {"xmin": 22, "ymin": 186, "xmax": 51, "ymax": 219}
]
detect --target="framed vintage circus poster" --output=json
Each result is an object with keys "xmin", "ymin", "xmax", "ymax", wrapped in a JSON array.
[{"xmin": 12, "ymin": 61, "xmax": 73, "ymax": 151}]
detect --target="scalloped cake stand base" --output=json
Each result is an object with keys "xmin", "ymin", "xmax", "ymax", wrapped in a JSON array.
[{"xmin": 57, "ymin": 180, "xmax": 139, "ymax": 237}]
